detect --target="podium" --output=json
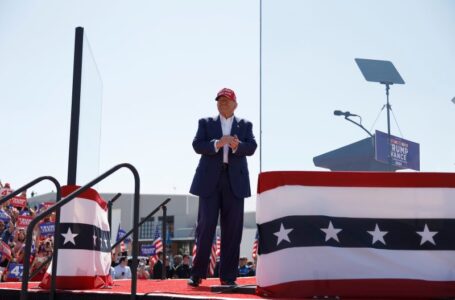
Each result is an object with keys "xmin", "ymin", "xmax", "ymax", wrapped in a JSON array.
[{"xmin": 313, "ymin": 136, "xmax": 400, "ymax": 172}]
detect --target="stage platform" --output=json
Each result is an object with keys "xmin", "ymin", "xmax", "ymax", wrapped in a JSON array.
[{"xmin": 0, "ymin": 277, "xmax": 264, "ymax": 300}]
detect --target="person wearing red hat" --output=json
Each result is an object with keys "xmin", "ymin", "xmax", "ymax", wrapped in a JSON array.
[{"xmin": 188, "ymin": 88, "xmax": 257, "ymax": 287}]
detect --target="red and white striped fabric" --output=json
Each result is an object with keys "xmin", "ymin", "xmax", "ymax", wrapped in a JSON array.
[
  {"xmin": 192, "ymin": 243, "xmax": 197, "ymax": 258},
  {"xmin": 0, "ymin": 241, "xmax": 12, "ymax": 261},
  {"xmin": 39, "ymin": 185, "xmax": 113, "ymax": 290},
  {"xmin": 215, "ymin": 236, "xmax": 221, "ymax": 257},
  {"xmin": 208, "ymin": 236, "xmax": 217, "ymax": 276},
  {"xmin": 256, "ymin": 171, "xmax": 455, "ymax": 298},
  {"xmin": 251, "ymin": 230, "xmax": 259, "ymax": 260},
  {"xmin": 191, "ymin": 242, "xmax": 197, "ymax": 266}
]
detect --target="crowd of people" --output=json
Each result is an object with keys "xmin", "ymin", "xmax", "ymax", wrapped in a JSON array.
[
  {"xmin": 111, "ymin": 251, "xmax": 256, "ymax": 280},
  {"xmin": 0, "ymin": 181, "xmax": 55, "ymax": 282}
]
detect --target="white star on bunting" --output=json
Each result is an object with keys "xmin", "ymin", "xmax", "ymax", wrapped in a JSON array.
[
  {"xmin": 273, "ymin": 223, "xmax": 293, "ymax": 246},
  {"xmin": 321, "ymin": 221, "xmax": 342, "ymax": 242},
  {"xmin": 61, "ymin": 227, "xmax": 78, "ymax": 245},
  {"xmin": 416, "ymin": 224, "xmax": 438, "ymax": 245},
  {"xmin": 367, "ymin": 224, "xmax": 388, "ymax": 245}
]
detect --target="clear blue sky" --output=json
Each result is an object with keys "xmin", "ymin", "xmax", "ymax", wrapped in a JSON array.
[{"xmin": 1, "ymin": 0, "xmax": 454, "ymax": 211}]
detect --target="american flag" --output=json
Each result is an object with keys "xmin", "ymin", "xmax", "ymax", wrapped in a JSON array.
[
  {"xmin": 116, "ymin": 225, "xmax": 127, "ymax": 252},
  {"xmin": 150, "ymin": 224, "xmax": 163, "ymax": 264},
  {"xmin": 252, "ymin": 230, "xmax": 259, "ymax": 260},
  {"xmin": 208, "ymin": 235, "xmax": 218, "ymax": 276},
  {"xmin": 0, "ymin": 241, "xmax": 12, "ymax": 260},
  {"xmin": 192, "ymin": 240, "xmax": 197, "ymax": 261},
  {"xmin": 215, "ymin": 235, "xmax": 221, "ymax": 257}
]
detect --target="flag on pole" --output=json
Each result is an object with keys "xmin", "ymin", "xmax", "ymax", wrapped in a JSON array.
[
  {"xmin": 191, "ymin": 239, "xmax": 197, "ymax": 267},
  {"xmin": 116, "ymin": 225, "xmax": 127, "ymax": 252},
  {"xmin": 40, "ymin": 185, "xmax": 113, "ymax": 290},
  {"xmin": 208, "ymin": 235, "xmax": 218, "ymax": 276},
  {"xmin": 256, "ymin": 171, "xmax": 455, "ymax": 298},
  {"xmin": 252, "ymin": 230, "xmax": 259, "ymax": 260},
  {"xmin": 150, "ymin": 224, "xmax": 163, "ymax": 265},
  {"xmin": 191, "ymin": 223, "xmax": 198, "ymax": 264},
  {"xmin": 0, "ymin": 241, "xmax": 12, "ymax": 261},
  {"xmin": 215, "ymin": 235, "xmax": 221, "ymax": 257}
]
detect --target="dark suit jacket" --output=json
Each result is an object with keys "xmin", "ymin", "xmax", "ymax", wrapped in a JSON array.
[
  {"xmin": 190, "ymin": 115, "xmax": 257, "ymax": 199},
  {"xmin": 152, "ymin": 260, "xmax": 171, "ymax": 279}
]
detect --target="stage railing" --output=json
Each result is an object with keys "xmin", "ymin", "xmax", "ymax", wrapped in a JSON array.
[
  {"xmin": 0, "ymin": 176, "xmax": 61, "ymax": 298},
  {"xmin": 111, "ymin": 197, "xmax": 171, "ymax": 279},
  {"xmin": 0, "ymin": 175, "xmax": 61, "ymax": 209},
  {"xmin": 107, "ymin": 192, "xmax": 122, "ymax": 228},
  {"xmin": 20, "ymin": 163, "xmax": 140, "ymax": 300}
]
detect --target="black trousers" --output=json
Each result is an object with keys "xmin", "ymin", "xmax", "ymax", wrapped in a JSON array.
[{"xmin": 191, "ymin": 168, "xmax": 244, "ymax": 281}]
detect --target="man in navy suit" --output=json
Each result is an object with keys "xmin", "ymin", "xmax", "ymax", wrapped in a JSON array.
[{"xmin": 188, "ymin": 88, "xmax": 257, "ymax": 287}]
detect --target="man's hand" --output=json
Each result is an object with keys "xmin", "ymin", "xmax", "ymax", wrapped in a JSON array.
[
  {"xmin": 229, "ymin": 135, "xmax": 240, "ymax": 151},
  {"xmin": 216, "ymin": 135, "xmax": 234, "ymax": 149}
]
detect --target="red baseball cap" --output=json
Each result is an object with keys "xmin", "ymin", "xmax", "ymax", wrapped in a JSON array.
[{"xmin": 215, "ymin": 88, "xmax": 237, "ymax": 102}]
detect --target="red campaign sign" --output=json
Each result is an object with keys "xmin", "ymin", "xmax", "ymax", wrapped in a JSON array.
[
  {"xmin": 16, "ymin": 216, "xmax": 33, "ymax": 230},
  {"xmin": 0, "ymin": 188, "xmax": 12, "ymax": 197},
  {"xmin": 10, "ymin": 196, "xmax": 27, "ymax": 208}
]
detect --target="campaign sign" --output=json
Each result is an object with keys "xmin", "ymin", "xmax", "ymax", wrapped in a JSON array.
[
  {"xmin": 0, "ymin": 188, "xmax": 12, "ymax": 198},
  {"xmin": 7, "ymin": 263, "xmax": 23, "ymax": 280},
  {"xmin": 141, "ymin": 244, "xmax": 156, "ymax": 256},
  {"xmin": 10, "ymin": 196, "xmax": 27, "ymax": 208},
  {"xmin": 0, "ymin": 209, "xmax": 10, "ymax": 223},
  {"xmin": 375, "ymin": 130, "xmax": 420, "ymax": 171},
  {"xmin": 17, "ymin": 215, "xmax": 33, "ymax": 230},
  {"xmin": 40, "ymin": 222, "xmax": 55, "ymax": 236}
]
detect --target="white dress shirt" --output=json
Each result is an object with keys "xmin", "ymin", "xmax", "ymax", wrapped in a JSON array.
[{"xmin": 214, "ymin": 115, "xmax": 234, "ymax": 163}]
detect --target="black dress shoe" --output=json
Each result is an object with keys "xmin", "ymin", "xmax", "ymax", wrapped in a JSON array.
[
  {"xmin": 220, "ymin": 280, "xmax": 237, "ymax": 286},
  {"xmin": 187, "ymin": 276, "xmax": 202, "ymax": 287}
]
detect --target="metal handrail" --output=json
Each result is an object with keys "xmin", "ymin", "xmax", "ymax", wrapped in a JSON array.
[
  {"xmin": 111, "ymin": 198, "xmax": 170, "ymax": 249},
  {"xmin": 161, "ymin": 204, "xmax": 167, "ymax": 279},
  {"xmin": 107, "ymin": 193, "xmax": 122, "ymax": 228},
  {"xmin": 20, "ymin": 163, "xmax": 140, "ymax": 300},
  {"xmin": 29, "ymin": 255, "xmax": 52, "ymax": 280},
  {"xmin": 0, "ymin": 176, "xmax": 61, "ymax": 297},
  {"xmin": 0, "ymin": 176, "xmax": 61, "ymax": 207}
]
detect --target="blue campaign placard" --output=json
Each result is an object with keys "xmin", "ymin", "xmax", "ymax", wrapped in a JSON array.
[
  {"xmin": 39, "ymin": 222, "xmax": 55, "ymax": 236},
  {"xmin": 141, "ymin": 244, "xmax": 156, "ymax": 256},
  {"xmin": 0, "ymin": 210, "xmax": 10, "ymax": 223},
  {"xmin": 375, "ymin": 130, "xmax": 420, "ymax": 170},
  {"xmin": 7, "ymin": 263, "xmax": 23, "ymax": 280}
]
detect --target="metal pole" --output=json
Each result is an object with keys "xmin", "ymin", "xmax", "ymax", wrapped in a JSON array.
[
  {"xmin": 385, "ymin": 83, "xmax": 392, "ymax": 170},
  {"xmin": 107, "ymin": 193, "xmax": 122, "ymax": 229},
  {"xmin": 50, "ymin": 195, "xmax": 61, "ymax": 300},
  {"xmin": 111, "ymin": 198, "xmax": 171, "ymax": 250},
  {"xmin": 130, "ymin": 168, "xmax": 140, "ymax": 300},
  {"xmin": 67, "ymin": 26, "xmax": 84, "ymax": 186},
  {"xmin": 161, "ymin": 205, "xmax": 167, "ymax": 280},
  {"xmin": 259, "ymin": 0, "xmax": 263, "ymax": 173}
]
